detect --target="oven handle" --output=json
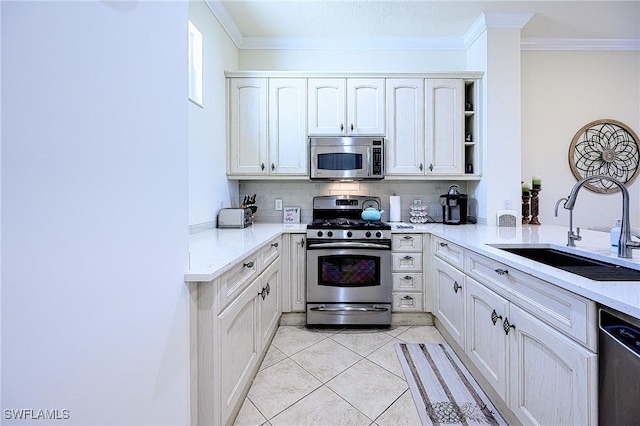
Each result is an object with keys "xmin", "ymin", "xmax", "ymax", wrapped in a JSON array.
[
  {"xmin": 306, "ymin": 242, "xmax": 391, "ymax": 250},
  {"xmin": 309, "ymin": 306, "xmax": 389, "ymax": 313}
]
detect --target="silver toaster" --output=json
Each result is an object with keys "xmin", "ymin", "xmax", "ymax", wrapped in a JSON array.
[{"xmin": 217, "ymin": 208, "xmax": 253, "ymax": 228}]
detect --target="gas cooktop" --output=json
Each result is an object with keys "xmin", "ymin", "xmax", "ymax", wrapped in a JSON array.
[{"xmin": 307, "ymin": 218, "xmax": 391, "ymax": 230}]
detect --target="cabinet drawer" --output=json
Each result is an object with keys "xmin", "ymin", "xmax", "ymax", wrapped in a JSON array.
[
  {"xmin": 260, "ymin": 236, "xmax": 282, "ymax": 270},
  {"xmin": 392, "ymin": 253, "xmax": 423, "ymax": 272},
  {"xmin": 218, "ymin": 254, "xmax": 260, "ymax": 310},
  {"xmin": 392, "ymin": 233, "xmax": 423, "ymax": 251},
  {"xmin": 433, "ymin": 236, "xmax": 464, "ymax": 269},
  {"xmin": 392, "ymin": 292, "xmax": 424, "ymax": 312},
  {"xmin": 392, "ymin": 272, "xmax": 424, "ymax": 292},
  {"xmin": 466, "ymin": 251, "xmax": 596, "ymax": 350}
]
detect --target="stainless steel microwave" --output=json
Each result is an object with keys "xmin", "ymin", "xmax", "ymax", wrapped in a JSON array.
[{"xmin": 309, "ymin": 136, "xmax": 385, "ymax": 180}]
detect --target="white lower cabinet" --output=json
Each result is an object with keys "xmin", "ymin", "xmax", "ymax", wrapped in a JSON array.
[
  {"xmin": 433, "ymin": 237, "xmax": 597, "ymax": 426},
  {"xmin": 197, "ymin": 237, "xmax": 282, "ymax": 426},
  {"xmin": 218, "ymin": 279, "xmax": 261, "ymax": 425},
  {"xmin": 258, "ymin": 260, "xmax": 281, "ymax": 348},
  {"xmin": 284, "ymin": 233, "xmax": 306, "ymax": 312},
  {"xmin": 465, "ymin": 277, "xmax": 509, "ymax": 401},
  {"xmin": 391, "ymin": 234, "xmax": 424, "ymax": 312},
  {"xmin": 508, "ymin": 304, "xmax": 597, "ymax": 426},
  {"xmin": 434, "ymin": 256, "xmax": 465, "ymax": 348}
]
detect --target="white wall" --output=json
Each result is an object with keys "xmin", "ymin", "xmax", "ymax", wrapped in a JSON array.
[
  {"xmin": 2, "ymin": 2, "xmax": 191, "ymax": 425},
  {"xmin": 189, "ymin": 1, "xmax": 240, "ymax": 228},
  {"xmin": 239, "ymin": 49, "xmax": 466, "ymax": 72},
  {"xmin": 522, "ymin": 51, "xmax": 640, "ymax": 229}
]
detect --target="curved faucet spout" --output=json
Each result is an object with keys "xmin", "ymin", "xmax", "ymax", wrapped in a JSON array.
[{"xmin": 563, "ymin": 175, "xmax": 635, "ymax": 258}]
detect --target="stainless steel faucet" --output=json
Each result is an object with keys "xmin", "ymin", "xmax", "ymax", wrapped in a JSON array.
[{"xmin": 563, "ymin": 174, "xmax": 640, "ymax": 258}]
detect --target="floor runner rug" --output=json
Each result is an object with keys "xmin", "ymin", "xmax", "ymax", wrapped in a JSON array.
[{"xmin": 395, "ymin": 343, "xmax": 508, "ymax": 426}]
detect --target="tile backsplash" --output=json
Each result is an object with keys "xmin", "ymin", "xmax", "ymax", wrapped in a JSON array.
[{"xmin": 239, "ymin": 180, "xmax": 470, "ymax": 224}]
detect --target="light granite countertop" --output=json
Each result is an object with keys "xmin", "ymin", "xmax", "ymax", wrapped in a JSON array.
[
  {"xmin": 185, "ymin": 224, "xmax": 306, "ymax": 282},
  {"xmin": 185, "ymin": 222, "xmax": 640, "ymax": 319}
]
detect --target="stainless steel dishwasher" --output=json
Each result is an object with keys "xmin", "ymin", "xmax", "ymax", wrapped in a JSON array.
[{"xmin": 598, "ymin": 305, "xmax": 640, "ymax": 425}]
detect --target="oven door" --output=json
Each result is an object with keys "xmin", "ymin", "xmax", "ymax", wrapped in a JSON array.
[
  {"xmin": 306, "ymin": 244, "xmax": 391, "ymax": 303},
  {"xmin": 310, "ymin": 145, "xmax": 371, "ymax": 180}
]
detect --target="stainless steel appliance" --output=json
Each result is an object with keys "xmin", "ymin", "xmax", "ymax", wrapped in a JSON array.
[
  {"xmin": 439, "ymin": 184, "xmax": 468, "ymax": 224},
  {"xmin": 306, "ymin": 195, "xmax": 392, "ymax": 325},
  {"xmin": 309, "ymin": 136, "xmax": 384, "ymax": 180},
  {"xmin": 598, "ymin": 305, "xmax": 640, "ymax": 425},
  {"xmin": 217, "ymin": 208, "xmax": 253, "ymax": 228}
]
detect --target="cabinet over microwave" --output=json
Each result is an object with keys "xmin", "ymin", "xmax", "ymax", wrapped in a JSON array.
[{"xmin": 309, "ymin": 136, "xmax": 385, "ymax": 180}]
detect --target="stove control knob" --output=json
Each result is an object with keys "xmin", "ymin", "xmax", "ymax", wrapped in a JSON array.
[
  {"xmin": 317, "ymin": 231, "xmax": 323, "ymax": 237},
  {"xmin": 365, "ymin": 231, "xmax": 372, "ymax": 238},
  {"xmin": 327, "ymin": 231, "xmax": 333, "ymax": 238},
  {"xmin": 375, "ymin": 231, "xmax": 382, "ymax": 238},
  {"xmin": 347, "ymin": 231, "xmax": 353, "ymax": 238}
]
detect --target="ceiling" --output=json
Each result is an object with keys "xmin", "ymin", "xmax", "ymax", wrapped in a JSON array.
[{"xmin": 208, "ymin": 0, "xmax": 640, "ymax": 50}]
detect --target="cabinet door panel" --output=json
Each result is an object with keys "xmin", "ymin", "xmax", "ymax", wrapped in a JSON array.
[
  {"xmin": 466, "ymin": 277, "xmax": 509, "ymax": 400},
  {"xmin": 259, "ymin": 261, "xmax": 281, "ymax": 348},
  {"xmin": 426, "ymin": 79, "xmax": 463, "ymax": 174},
  {"xmin": 386, "ymin": 79, "xmax": 425, "ymax": 175},
  {"xmin": 508, "ymin": 305, "xmax": 597, "ymax": 426},
  {"xmin": 434, "ymin": 257, "xmax": 465, "ymax": 348},
  {"xmin": 348, "ymin": 78, "xmax": 385, "ymax": 135},
  {"xmin": 269, "ymin": 79, "xmax": 308, "ymax": 175},
  {"xmin": 218, "ymin": 281, "xmax": 260, "ymax": 424},
  {"xmin": 308, "ymin": 78, "xmax": 346, "ymax": 135},
  {"xmin": 289, "ymin": 235, "xmax": 306, "ymax": 312},
  {"xmin": 228, "ymin": 78, "xmax": 268, "ymax": 175}
]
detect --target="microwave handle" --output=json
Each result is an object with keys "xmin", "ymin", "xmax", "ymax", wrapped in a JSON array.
[{"xmin": 367, "ymin": 147, "xmax": 371, "ymax": 177}]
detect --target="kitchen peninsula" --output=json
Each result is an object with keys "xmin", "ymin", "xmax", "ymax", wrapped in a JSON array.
[{"xmin": 186, "ymin": 222, "xmax": 640, "ymax": 425}]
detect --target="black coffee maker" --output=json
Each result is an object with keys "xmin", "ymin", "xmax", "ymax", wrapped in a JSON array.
[{"xmin": 440, "ymin": 185, "xmax": 468, "ymax": 225}]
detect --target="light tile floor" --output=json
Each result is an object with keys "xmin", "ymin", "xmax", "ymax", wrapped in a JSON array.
[{"xmin": 233, "ymin": 325, "xmax": 446, "ymax": 425}]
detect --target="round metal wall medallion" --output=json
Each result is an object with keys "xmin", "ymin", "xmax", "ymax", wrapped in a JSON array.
[{"xmin": 569, "ymin": 119, "xmax": 640, "ymax": 193}]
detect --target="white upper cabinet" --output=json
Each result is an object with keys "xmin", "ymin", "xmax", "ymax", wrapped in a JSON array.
[
  {"xmin": 385, "ymin": 78, "xmax": 425, "ymax": 175},
  {"xmin": 308, "ymin": 78, "xmax": 385, "ymax": 136},
  {"xmin": 228, "ymin": 78, "xmax": 268, "ymax": 175},
  {"xmin": 228, "ymin": 78, "xmax": 308, "ymax": 178},
  {"xmin": 425, "ymin": 78, "xmax": 464, "ymax": 174},
  {"xmin": 227, "ymin": 72, "xmax": 481, "ymax": 180},
  {"xmin": 268, "ymin": 79, "xmax": 308, "ymax": 175}
]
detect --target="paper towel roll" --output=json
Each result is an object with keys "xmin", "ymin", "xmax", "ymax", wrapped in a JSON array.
[{"xmin": 389, "ymin": 196, "xmax": 401, "ymax": 222}]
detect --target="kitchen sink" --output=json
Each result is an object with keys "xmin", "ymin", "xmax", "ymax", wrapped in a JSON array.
[{"xmin": 490, "ymin": 246, "xmax": 640, "ymax": 281}]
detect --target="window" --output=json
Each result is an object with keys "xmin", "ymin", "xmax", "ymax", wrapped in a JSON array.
[{"xmin": 188, "ymin": 20, "xmax": 203, "ymax": 106}]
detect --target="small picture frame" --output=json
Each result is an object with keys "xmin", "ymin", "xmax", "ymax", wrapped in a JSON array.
[{"xmin": 283, "ymin": 206, "xmax": 301, "ymax": 223}]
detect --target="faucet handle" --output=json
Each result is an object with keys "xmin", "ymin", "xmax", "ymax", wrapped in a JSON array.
[{"xmin": 576, "ymin": 227, "xmax": 582, "ymax": 241}]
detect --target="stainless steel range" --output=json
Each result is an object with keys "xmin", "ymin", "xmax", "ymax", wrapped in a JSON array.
[{"xmin": 306, "ymin": 195, "xmax": 392, "ymax": 326}]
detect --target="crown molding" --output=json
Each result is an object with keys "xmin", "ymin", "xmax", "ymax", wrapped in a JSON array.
[
  {"xmin": 464, "ymin": 12, "xmax": 535, "ymax": 48},
  {"xmin": 204, "ymin": 0, "xmax": 244, "ymax": 48},
  {"xmin": 205, "ymin": 2, "xmax": 639, "ymax": 52}
]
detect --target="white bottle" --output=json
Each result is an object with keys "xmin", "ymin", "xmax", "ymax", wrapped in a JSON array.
[{"xmin": 610, "ymin": 219, "xmax": 622, "ymax": 253}]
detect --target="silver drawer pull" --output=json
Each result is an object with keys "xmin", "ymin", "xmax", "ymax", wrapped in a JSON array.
[
  {"xmin": 404, "ymin": 275, "xmax": 413, "ymax": 280},
  {"xmin": 453, "ymin": 281, "xmax": 462, "ymax": 293},
  {"xmin": 403, "ymin": 255, "xmax": 413, "ymax": 260},
  {"xmin": 243, "ymin": 261, "xmax": 255, "ymax": 268},
  {"xmin": 271, "ymin": 242, "xmax": 279, "ymax": 248},
  {"xmin": 439, "ymin": 242, "xmax": 448, "ymax": 247},
  {"xmin": 402, "ymin": 295, "xmax": 414, "ymax": 300},
  {"xmin": 403, "ymin": 235, "xmax": 413, "ymax": 240},
  {"xmin": 495, "ymin": 268, "xmax": 509, "ymax": 276}
]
